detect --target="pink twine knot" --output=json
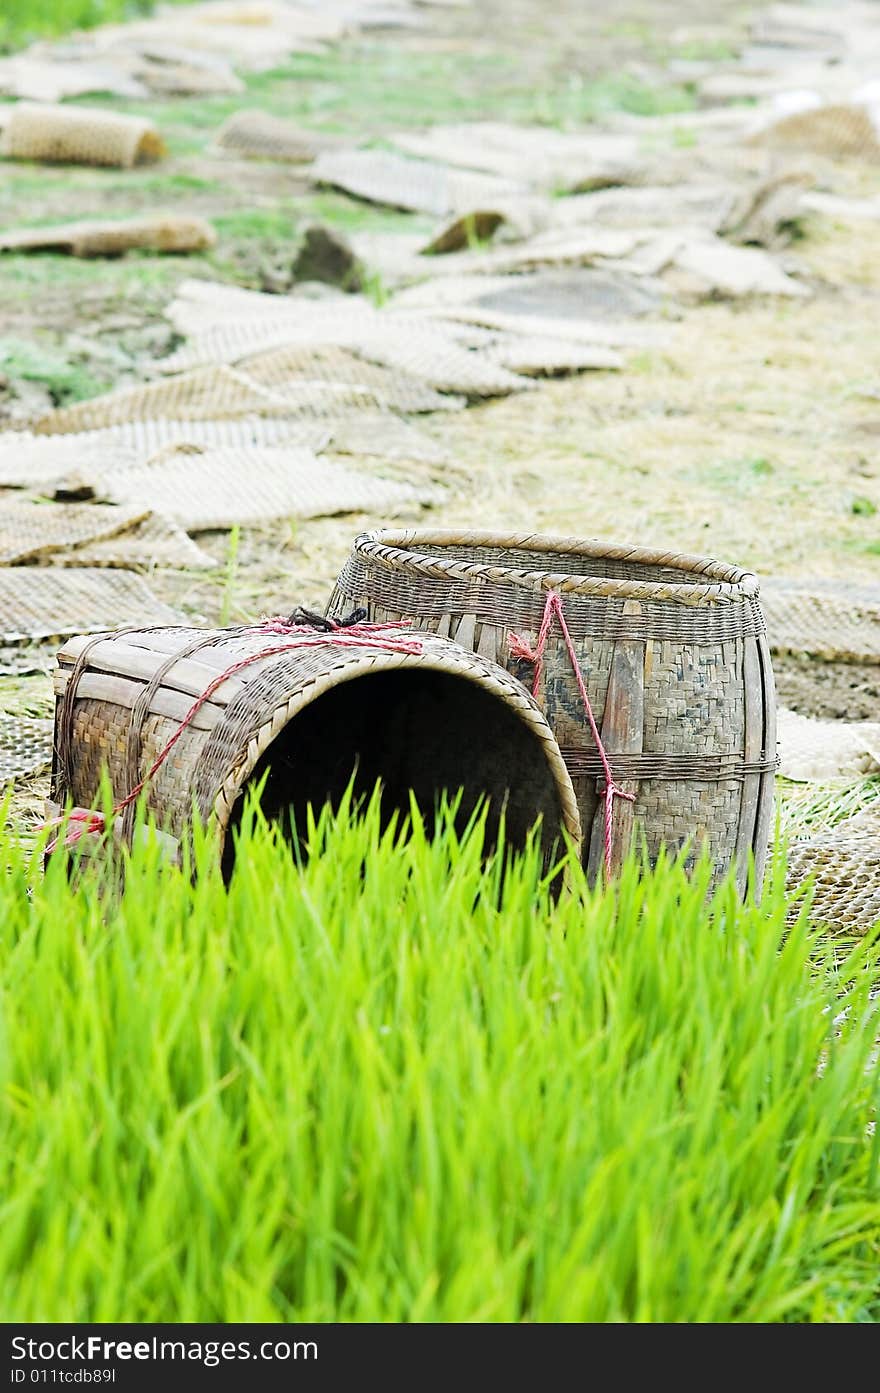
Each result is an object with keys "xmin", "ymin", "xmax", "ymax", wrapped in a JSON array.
[{"xmin": 510, "ymin": 590, "xmax": 634, "ymax": 879}]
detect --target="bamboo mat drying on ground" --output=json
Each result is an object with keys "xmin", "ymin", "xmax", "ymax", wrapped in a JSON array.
[
  {"xmin": 483, "ymin": 334, "xmax": 623, "ymax": 375},
  {"xmin": 777, "ymin": 706, "xmax": 880, "ymax": 781},
  {"xmin": 0, "ymin": 214, "xmax": 215, "ymax": 258},
  {"xmin": 762, "ymin": 579, "xmax": 880, "ymax": 663},
  {"xmin": 786, "ymin": 827, "xmax": 880, "ymax": 935},
  {"xmin": 0, "ymin": 713, "xmax": 53, "ymax": 788},
  {"xmin": 324, "ymin": 414, "xmax": 447, "ymax": 463},
  {"xmin": 310, "ymin": 148, "xmax": 529, "ymax": 217},
  {"xmin": 0, "ymin": 432, "xmax": 141, "ymax": 489},
  {"xmin": 0, "ymin": 568, "xmax": 180, "ymax": 646},
  {"xmin": 159, "ymin": 310, "xmax": 539, "ymax": 397},
  {"xmin": 0, "ymin": 102, "xmax": 164, "ymax": 167},
  {"xmin": 0, "ymin": 645, "xmax": 56, "ymax": 677},
  {"xmin": 32, "ymin": 355, "xmax": 462, "ymax": 434},
  {"xmin": 102, "ymin": 445, "xmax": 445, "ymax": 530},
  {"xmin": 0, "ymin": 501, "xmax": 150, "ymax": 565},
  {"xmin": 52, "ymin": 513, "xmax": 216, "ymax": 571},
  {"xmin": 389, "ymin": 266, "xmax": 671, "ymax": 321},
  {"xmin": 214, "ymin": 109, "xmax": 341, "ymax": 161},
  {"xmin": 389, "ymin": 123, "xmax": 646, "ymax": 192}
]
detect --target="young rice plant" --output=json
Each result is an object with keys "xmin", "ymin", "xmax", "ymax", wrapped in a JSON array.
[{"xmin": 0, "ymin": 794, "xmax": 878, "ymax": 1322}]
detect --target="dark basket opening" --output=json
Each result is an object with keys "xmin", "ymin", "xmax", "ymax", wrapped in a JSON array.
[{"xmin": 222, "ymin": 667, "xmax": 568, "ymax": 875}]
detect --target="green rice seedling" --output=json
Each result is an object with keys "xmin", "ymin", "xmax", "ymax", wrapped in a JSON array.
[{"xmin": 0, "ymin": 795, "xmax": 878, "ymax": 1322}]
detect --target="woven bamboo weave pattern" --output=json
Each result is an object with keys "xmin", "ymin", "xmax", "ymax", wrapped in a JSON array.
[
  {"xmin": 761, "ymin": 581, "xmax": 880, "ymax": 663},
  {"xmin": 103, "ymin": 446, "xmax": 444, "ymax": 530},
  {"xmin": 0, "ymin": 102, "xmax": 165, "ymax": 167},
  {"xmin": 55, "ymin": 513, "xmax": 216, "ymax": 571},
  {"xmin": 0, "ymin": 712, "xmax": 53, "ymax": 787},
  {"xmin": 329, "ymin": 529, "xmax": 776, "ymax": 891},
  {"xmin": 786, "ymin": 834, "xmax": 880, "ymax": 934},
  {"xmin": 34, "ymin": 356, "xmax": 462, "ymax": 434},
  {"xmin": 310, "ymin": 148, "xmax": 528, "ymax": 217},
  {"xmin": 0, "ymin": 569, "xmax": 180, "ymax": 645},
  {"xmin": 52, "ymin": 624, "xmax": 582, "ymax": 872},
  {"xmin": 215, "ymin": 109, "xmax": 340, "ymax": 162},
  {"xmin": 0, "ymin": 501, "xmax": 150, "ymax": 565}
]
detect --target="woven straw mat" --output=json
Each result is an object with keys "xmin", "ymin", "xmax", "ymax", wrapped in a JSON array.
[
  {"xmin": 0, "ymin": 432, "xmax": 141, "ymax": 489},
  {"xmin": 0, "ymin": 568, "xmax": 180, "ymax": 646},
  {"xmin": 160, "ymin": 315, "xmax": 532, "ymax": 397},
  {"xmin": 54, "ymin": 513, "xmax": 216, "ymax": 571},
  {"xmin": 777, "ymin": 706, "xmax": 880, "ymax": 782},
  {"xmin": 786, "ymin": 829, "xmax": 880, "ymax": 935},
  {"xmin": 0, "ymin": 713, "xmax": 53, "ymax": 788},
  {"xmin": 0, "ymin": 102, "xmax": 164, "ymax": 167},
  {"xmin": 214, "ymin": 109, "xmax": 340, "ymax": 161},
  {"xmin": 0, "ymin": 214, "xmax": 215, "ymax": 257},
  {"xmin": 761, "ymin": 580, "xmax": 880, "ymax": 664},
  {"xmin": 0, "ymin": 501, "xmax": 150, "ymax": 565},
  {"xmin": 33, "ymin": 354, "xmax": 463, "ymax": 434},
  {"xmin": 390, "ymin": 123, "xmax": 644, "ymax": 192},
  {"xmin": 103, "ymin": 445, "xmax": 444, "ymax": 530},
  {"xmin": 750, "ymin": 104, "xmax": 880, "ymax": 163},
  {"xmin": 310, "ymin": 148, "xmax": 529, "ymax": 218}
]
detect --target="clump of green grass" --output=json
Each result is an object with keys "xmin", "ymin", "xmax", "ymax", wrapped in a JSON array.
[
  {"xmin": 0, "ymin": 0, "xmax": 189, "ymax": 51},
  {"xmin": 0, "ymin": 336, "xmax": 109, "ymax": 405},
  {"xmin": 1, "ymin": 794, "xmax": 878, "ymax": 1322}
]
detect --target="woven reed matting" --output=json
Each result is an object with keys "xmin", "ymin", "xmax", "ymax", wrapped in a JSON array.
[
  {"xmin": 44, "ymin": 418, "xmax": 331, "ymax": 457},
  {"xmin": 411, "ymin": 266, "xmax": 668, "ymax": 321},
  {"xmin": 54, "ymin": 513, "xmax": 217, "ymax": 571},
  {"xmin": 53, "ymin": 624, "xmax": 581, "ymax": 857},
  {"xmin": 0, "ymin": 214, "xmax": 215, "ymax": 258},
  {"xmin": 655, "ymin": 233, "xmax": 809, "ymax": 300},
  {"xmin": 326, "ymin": 414, "xmax": 446, "ymax": 464},
  {"xmin": 761, "ymin": 581, "xmax": 880, "ymax": 664},
  {"xmin": 0, "ymin": 431, "xmax": 141, "ymax": 489},
  {"xmin": 0, "ymin": 644, "xmax": 55, "ymax": 677},
  {"xmin": 0, "ymin": 501, "xmax": 150, "ymax": 565},
  {"xmin": 419, "ymin": 226, "xmax": 648, "ymax": 279},
  {"xmin": 0, "ymin": 102, "xmax": 165, "ymax": 168},
  {"xmin": 485, "ymin": 334, "xmax": 623, "ymax": 376},
  {"xmin": 0, "ymin": 569, "xmax": 180, "ymax": 646},
  {"xmin": 390, "ymin": 124, "xmax": 644, "ymax": 192},
  {"xmin": 104, "ymin": 446, "xmax": 443, "ymax": 530},
  {"xmin": 749, "ymin": 104, "xmax": 880, "ymax": 163},
  {"xmin": 158, "ymin": 305, "xmax": 386, "ymax": 373},
  {"xmin": 34, "ymin": 353, "xmax": 462, "ymax": 435},
  {"xmin": 0, "ymin": 54, "xmax": 150, "ymax": 103},
  {"xmin": 329, "ymin": 529, "xmax": 774, "ymax": 888},
  {"xmin": 0, "ymin": 713, "xmax": 53, "ymax": 788},
  {"xmin": 777, "ymin": 706, "xmax": 880, "ymax": 782},
  {"xmin": 786, "ymin": 834, "xmax": 880, "ymax": 934},
  {"xmin": 214, "ymin": 109, "xmax": 340, "ymax": 161},
  {"xmin": 310, "ymin": 148, "xmax": 528, "ymax": 217},
  {"xmin": 163, "ymin": 315, "xmax": 532, "ymax": 398}
]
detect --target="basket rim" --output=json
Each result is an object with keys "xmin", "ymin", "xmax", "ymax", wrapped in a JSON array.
[
  {"xmin": 211, "ymin": 643, "xmax": 583, "ymax": 849},
  {"xmin": 348, "ymin": 529, "xmax": 760, "ymax": 602}
]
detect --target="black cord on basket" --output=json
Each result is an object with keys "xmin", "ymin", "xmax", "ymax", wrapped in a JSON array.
[{"xmin": 286, "ymin": 606, "xmax": 368, "ymax": 630}]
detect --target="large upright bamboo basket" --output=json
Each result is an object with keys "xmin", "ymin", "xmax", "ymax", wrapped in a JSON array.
[
  {"xmin": 329, "ymin": 530, "xmax": 778, "ymax": 891},
  {"xmin": 50, "ymin": 622, "xmax": 581, "ymax": 870}
]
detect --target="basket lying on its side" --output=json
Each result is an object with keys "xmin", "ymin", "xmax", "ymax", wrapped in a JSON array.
[
  {"xmin": 329, "ymin": 530, "xmax": 777, "ymax": 891},
  {"xmin": 50, "ymin": 620, "xmax": 581, "ymax": 871}
]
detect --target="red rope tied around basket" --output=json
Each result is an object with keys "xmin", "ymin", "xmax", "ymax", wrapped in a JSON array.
[
  {"xmin": 509, "ymin": 590, "xmax": 634, "ymax": 879},
  {"xmin": 45, "ymin": 616, "xmax": 422, "ymax": 853}
]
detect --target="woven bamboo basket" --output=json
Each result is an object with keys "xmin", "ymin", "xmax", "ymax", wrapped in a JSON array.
[
  {"xmin": 50, "ymin": 621, "xmax": 581, "ymax": 871},
  {"xmin": 329, "ymin": 530, "xmax": 778, "ymax": 890}
]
